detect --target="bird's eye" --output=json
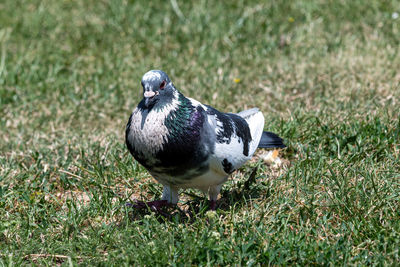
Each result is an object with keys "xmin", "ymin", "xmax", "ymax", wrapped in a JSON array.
[{"xmin": 160, "ymin": 81, "xmax": 166, "ymax": 90}]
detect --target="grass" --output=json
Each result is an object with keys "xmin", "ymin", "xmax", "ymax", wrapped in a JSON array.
[{"xmin": 1, "ymin": 0, "xmax": 400, "ymax": 265}]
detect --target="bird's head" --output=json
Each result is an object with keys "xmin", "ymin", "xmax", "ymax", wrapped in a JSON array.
[{"xmin": 141, "ymin": 70, "xmax": 175, "ymax": 109}]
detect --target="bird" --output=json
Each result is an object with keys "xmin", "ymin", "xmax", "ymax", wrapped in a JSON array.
[{"xmin": 126, "ymin": 70, "xmax": 286, "ymax": 211}]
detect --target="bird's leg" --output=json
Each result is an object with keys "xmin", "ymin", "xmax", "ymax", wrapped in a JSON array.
[
  {"xmin": 208, "ymin": 184, "xmax": 222, "ymax": 210},
  {"xmin": 161, "ymin": 185, "xmax": 179, "ymax": 204}
]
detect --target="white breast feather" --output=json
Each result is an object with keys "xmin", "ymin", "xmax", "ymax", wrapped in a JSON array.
[{"xmin": 127, "ymin": 91, "xmax": 180, "ymax": 157}]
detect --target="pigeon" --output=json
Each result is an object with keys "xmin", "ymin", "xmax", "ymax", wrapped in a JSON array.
[{"xmin": 126, "ymin": 70, "xmax": 286, "ymax": 210}]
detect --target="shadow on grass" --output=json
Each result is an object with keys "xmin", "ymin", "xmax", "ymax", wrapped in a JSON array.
[{"xmin": 127, "ymin": 167, "xmax": 263, "ymax": 223}]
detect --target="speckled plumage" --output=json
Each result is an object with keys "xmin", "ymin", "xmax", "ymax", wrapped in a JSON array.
[{"xmin": 126, "ymin": 70, "xmax": 286, "ymax": 208}]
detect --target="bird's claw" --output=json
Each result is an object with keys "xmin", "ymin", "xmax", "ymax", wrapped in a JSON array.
[
  {"xmin": 127, "ymin": 200, "xmax": 172, "ymax": 214},
  {"xmin": 209, "ymin": 200, "xmax": 217, "ymax": 210}
]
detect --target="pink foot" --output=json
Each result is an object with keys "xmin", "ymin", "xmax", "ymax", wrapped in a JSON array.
[{"xmin": 209, "ymin": 200, "xmax": 217, "ymax": 210}]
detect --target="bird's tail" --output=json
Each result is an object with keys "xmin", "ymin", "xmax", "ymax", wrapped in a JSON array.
[{"xmin": 258, "ymin": 131, "xmax": 286, "ymax": 149}]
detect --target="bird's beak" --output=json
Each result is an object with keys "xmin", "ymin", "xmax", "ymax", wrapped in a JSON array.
[
  {"xmin": 144, "ymin": 91, "xmax": 156, "ymax": 98},
  {"xmin": 144, "ymin": 90, "xmax": 159, "ymax": 108}
]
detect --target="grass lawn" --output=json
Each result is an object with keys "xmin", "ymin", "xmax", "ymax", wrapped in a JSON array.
[{"xmin": 1, "ymin": 0, "xmax": 400, "ymax": 265}]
